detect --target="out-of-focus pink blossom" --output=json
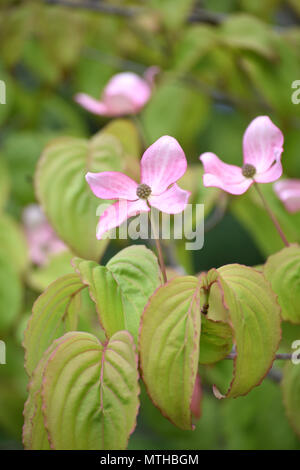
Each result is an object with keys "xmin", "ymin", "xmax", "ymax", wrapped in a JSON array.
[
  {"xmin": 75, "ymin": 67, "xmax": 159, "ymax": 117},
  {"xmin": 86, "ymin": 136, "xmax": 191, "ymax": 239},
  {"xmin": 274, "ymin": 179, "xmax": 300, "ymax": 213},
  {"xmin": 23, "ymin": 204, "xmax": 66, "ymax": 266},
  {"xmin": 199, "ymin": 116, "xmax": 284, "ymax": 195}
]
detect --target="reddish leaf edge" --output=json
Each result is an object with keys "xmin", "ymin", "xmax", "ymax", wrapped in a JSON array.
[
  {"xmin": 138, "ymin": 276, "xmax": 201, "ymax": 430},
  {"xmin": 22, "ymin": 273, "xmax": 85, "ymax": 377},
  {"xmin": 24, "ymin": 330, "xmax": 140, "ymax": 450},
  {"xmin": 208, "ymin": 264, "xmax": 282, "ymax": 400}
]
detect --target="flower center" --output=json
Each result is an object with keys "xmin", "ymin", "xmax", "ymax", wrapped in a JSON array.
[
  {"xmin": 136, "ymin": 183, "xmax": 152, "ymax": 199},
  {"xmin": 242, "ymin": 164, "xmax": 256, "ymax": 178}
]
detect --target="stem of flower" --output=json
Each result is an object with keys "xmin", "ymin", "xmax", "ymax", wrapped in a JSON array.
[
  {"xmin": 132, "ymin": 115, "xmax": 148, "ymax": 151},
  {"xmin": 253, "ymin": 182, "xmax": 289, "ymax": 247},
  {"xmin": 155, "ymin": 238, "xmax": 168, "ymax": 284},
  {"xmin": 148, "ymin": 212, "xmax": 167, "ymax": 284}
]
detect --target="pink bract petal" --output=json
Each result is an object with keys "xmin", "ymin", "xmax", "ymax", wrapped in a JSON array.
[
  {"xmin": 86, "ymin": 172, "xmax": 138, "ymax": 201},
  {"xmin": 141, "ymin": 136, "xmax": 187, "ymax": 195},
  {"xmin": 103, "ymin": 72, "xmax": 151, "ymax": 115},
  {"xmin": 23, "ymin": 204, "xmax": 66, "ymax": 266},
  {"xmin": 96, "ymin": 199, "xmax": 149, "ymax": 239},
  {"xmin": 143, "ymin": 66, "xmax": 160, "ymax": 85},
  {"xmin": 254, "ymin": 160, "xmax": 282, "ymax": 184},
  {"xmin": 74, "ymin": 93, "xmax": 108, "ymax": 115},
  {"xmin": 243, "ymin": 116, "xmax": 284, "ymax": 173},
  {"xmin": 274, "ymin": 179, "xmax": 300, "ymax": 213},
  {"xmin": 149, "ymin": 184, "xmax": 191, "ymax": 214},
  {"xmin": 200, "ymin": 152, "xmax": 252, "ymax": 195}
]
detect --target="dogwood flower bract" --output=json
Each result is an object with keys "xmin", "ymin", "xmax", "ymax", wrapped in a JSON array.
[
  {"xmin": 86, "ymin": 136, "xmax": 191, "ymax": 239},
  {"xmin": 274, "ymin": 179, "xmax": 300, "ymax": 213},
  {"xmin": 75, "ymin": 67, "xmax": 159, "ymax": 117},
  {"xmin": 23, "ymin": 204, "xmax": 66, "ymax": 266},
  {"xmin": 199, "ymin": 116, "xmax": 284, "ymax": 195}
]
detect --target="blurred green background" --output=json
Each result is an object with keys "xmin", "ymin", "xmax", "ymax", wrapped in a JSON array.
[{"xmin": 1, "ymin": 0, "xmax": 300, "ymax": 450}]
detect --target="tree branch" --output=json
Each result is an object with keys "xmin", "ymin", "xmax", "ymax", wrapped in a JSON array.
[
  {"xmin": 188, "ymin": 7, "xmax": 225, "ymax": 25},
  {"xmin": 43, "ymin": 0, "xmax": 300, "ymax": 30},
  {"xmin": 43, "ymin": 0, "xmax": 225, "ymax": 25},
  {"xmin": 225, "ymin": 352, "xmax": 294, "ymax": 360},
  {"xmin": 204, "ymin": 194, "xmax": 228, "ymax": 233},
  {"xmin": 44, "ymin": 0, "xmax": 142, "ymax": 17}
]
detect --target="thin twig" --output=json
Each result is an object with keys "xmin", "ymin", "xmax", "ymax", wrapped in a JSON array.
[
  {"xmin": 182, "ymin": 75, "xmax": 270, "ymax": 112},
  {"xmin": 273, "ymin": 353, "xmax": 294, "ymax": 360},
  {"xmin": 44, "ymin": 0, "xmax": 142, "ymax": 17},
  {"xmin": 83, "ymin": 47, "xmax": 146, "ymax": 74},
  {"xmin": 254, "ymin": 182, "xmax": 289, "ymax": 247},
  {"xmin": 225, "ymin": 353, "xmax": 293, "ymax": 360},
  {"xmin": 188, "ymin": 8, "xmax": 225, "ymax": 25},
  {"xmin": 43, "ymin": 0, "xmax": 300, "ymax": 31},
  {"xmin": 204, "ymin": 196, "xmax": 228, "ymax": 233},
  {"xmin": 148, "ymin": 213, "xmax": 167, "ymax": 284},
  {"xmin": 161, "ymin": 241, "xmax": 187, "ymax": 275}
]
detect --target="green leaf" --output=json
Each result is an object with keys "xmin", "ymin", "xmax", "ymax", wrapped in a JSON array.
[
  {"xmin": 231, "ymin": 183, "xmax": 300, "ymax": 256},
  {"xmin": 0, "ymin": 214, "xmax": 27, "ymax": 330},
  {"xmin": 200, "ymin": 270, "xmax": 229, "ymax": 322},
  {"xmin": 2, "ymin": 131, "xmax": 53, "ymax": 207},
  {"xmin": 0, "ymin": 214, "xmax": 28, "ymax": 274},
  {"xmin": 107, "ymin": 245, "xmax": 162, "ymax": 342},
  {"xmin": 149, "ymin": 0, "xmax": 195, "ymax": 29},
  {"xmin": 23, "ymin": 37, "xmax": 59, "ymax": 85},
  {"xmin": 240, "ymin": 37, "xmax": 300, "ymax": 116},
  {"xmin": 0, "ymin": 7, "xmax": 29, "ymax": 67},
  {"xmin": 264, "ymin": 245, "xmax": 300, "ymax": 324},
  {"xmin": 0, "ymin": 157, "xmax": 10, "ymax": 212},
  {"xmin": 38, "ymin": 7, "xmax": 84, "ymax": 71},
  {"xmin": 219, "ymin": 13, "xmax": 277, "ymax": 60},
  {"xmin": 0, "ymin": 252, "xmax": 22, "ymax": 331},
  {"xmin": 282, "ymin": 362, "xmax": 300, "ymax": 439},
  {"xmin": 72, "ymin": 258, "xmax": 125, "ymax": 338},
  {"xmin": 23, "ymin": 337, "xmax": 63, "ymax": 450},
  {"xmin": 39, "ymin": 94, "xmax": 87, "ymax": 136},
  {"xmin": 287, "ymin": 0, "xmax": 300, "ymax": 14},
  {"xmin": 0, "ymin": 336, "xmax": 27, "ymax": 440},
  {"xmin": 210, "ymin": 264, "xmax": 281, "ymax": 398},
  {"xmin": 102, "ymin": 119, "xmax": 141, "ymax": 181},
  {"xmin": 140, "ymin": 276, "xmax": 201, "ymax": 429},
  {"xmin": 42, "ymin": 331, "xmax": 139, "ymax": 450},
  {"xmin": 26, "ymin": 250, "xmax": 74, "ymax": 292},
  {"xmin": 73, "ymin": 246, "xmax": 161, "ymax": 342},
  {"xmin": 35, "ymin": 132, "xmax": 123, "ymax": 261},
  {"xmin": 24, "ymin": 273, "xmax": 84, "ymax": 376},
  {"xmin": 142, "ymin": 79, "xmax": 210, "ymax": 146},
  {"xmin": 221, "ymin": 377, "xmax": 300, "ymax": 450},
  {"xmin": 199, "ymin": 316, "xmax": 233, "ymax": 365},
  {"xmin": 173, "ymin": 25, "xmax": 217, "ymax": 73}
]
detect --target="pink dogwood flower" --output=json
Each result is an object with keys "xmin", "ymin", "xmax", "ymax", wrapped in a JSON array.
[
  {"xmin": 274, "ymin": 179, "xmax": 300, "ymax": 213},
  {"xmin": 23, "ymin": 204, "xmax": 66, "ymax": 266},
  {"xmin": 199, "ymin": 116, "xmax": 284, "ymax": 195},
  {"xmin": 75, "ymin": 67, "xmax": 159, "ymax": 117},
  {"xmin": 86, "ymin": 136, "xmax": 191, "ymax": 239}
]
